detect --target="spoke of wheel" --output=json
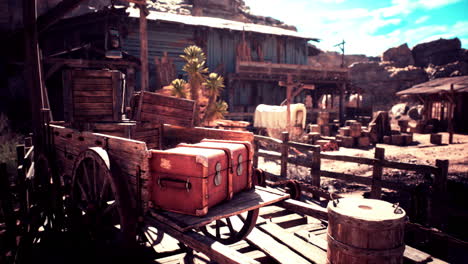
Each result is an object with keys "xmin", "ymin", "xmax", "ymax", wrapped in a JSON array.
[
  {"xmin": 237, "ymin": 213, "xmax": 246, "ymax": 223},
  {"xmin": 99, "ymin": 176, "xmax": 109, "ymax": 203},
  {"xmin": 82, "ymin": 163, "xmax": 92, "ymax": 200},
  {"xmin": 76, "ymin": 181, "xmax": 89, "ymax": 202},
  {"xmin": 103, "ymin": 200, "xmax": 117, "ymax": 216},
  {"xmin": 216, "ymin": 220, "xmax": 221, "ymax": 239},
  {"xmin": 226, "ymin": 218, "xmax": 236, "ymax": 236},
  {"xmin": 93, "ymin": 159, "xmax": 98, "ymax": 202}
]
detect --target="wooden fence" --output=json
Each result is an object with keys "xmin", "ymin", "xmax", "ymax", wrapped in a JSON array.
[{"xmin": 253, "ymin": 132, "xmax": 449, "ymax": 228}]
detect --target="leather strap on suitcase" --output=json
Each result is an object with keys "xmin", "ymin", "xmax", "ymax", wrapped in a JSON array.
[
  {"xmin": 177, "ymin": 143, "xmax": 234, "ymax": 200},
  {"xmin": 201, "ymin": 139, "xmax": 253, "ymax": 188}
]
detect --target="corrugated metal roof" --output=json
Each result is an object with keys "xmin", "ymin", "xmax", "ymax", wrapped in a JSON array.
[
  {"xmin": 396, "ymin": 76, "xmax": 468, "ymax": 95},
  {"xmin": 126, "ymin": 8, "xmax": 319, "ymax": 41}
]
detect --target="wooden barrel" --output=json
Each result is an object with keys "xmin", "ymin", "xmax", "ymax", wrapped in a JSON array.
[{"xmin": 327, "ymin": 198, "xmax": 406, "ymax": 264}]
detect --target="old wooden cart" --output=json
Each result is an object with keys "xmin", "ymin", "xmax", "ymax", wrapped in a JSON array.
[{"xmin": 41, "ymin": 84, "xmax": 289, "ymax": 249}]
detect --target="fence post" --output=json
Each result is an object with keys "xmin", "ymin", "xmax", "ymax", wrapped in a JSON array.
[
  {"xmin": 280, "ymin": 132, "xmax": 289, "ymax": 178},
  {"xmin": 253, "ymin": 141, "xmax": 259, "ymax": 169},
  {"xmin": 310, "ymin": 145, "xmax": 321, "ymax": 190},
  {"xmin": 16, "ymin": 144, "xmax": 27, "ymax": 215},
  {"xmin": 431, "ymin": 159, "xmax": 449, "ymax": 228},
  {"xmin": 370, "ymin": 147, "xmax": 385, "ymax": 199}
]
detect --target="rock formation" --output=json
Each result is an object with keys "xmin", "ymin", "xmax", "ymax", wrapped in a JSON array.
[
  {"xmin": 382, "ymin": 43, "xmax": 414, "ymax": 68},
  {"xmin": 412, "ymin": 38, "xmax": 463, "ymax": 67},
  {"xmin": 344, "ymin": 38, "xmax": 467, "ymax": 111}
]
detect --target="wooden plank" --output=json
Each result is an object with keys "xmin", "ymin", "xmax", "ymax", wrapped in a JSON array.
[
  {"xmin": 320, "ymin": 153, "xmax": 376, "ymax": 165},
  {"xmin": 254, "ymin": 135, "xmax": 283, "ymax": 146},
  {"xmin": 142, "ymin": 103, "xmax": 194, "ymax": 117},
  {"xmin": 73, "ymin": 90, "xmax": 113, "ymax": 97},
  {"xmin": 295, "ymin": 230, "xmax": 328, "ymax": 251},
  {"xmin": 144, "ymin": 217, "xmax": 259, "ymax": 264},
  {"xmin": 73, "ymin": 96, "xmax": 113, "ymax": 103},
  {"xmin": 231, "ymin": 219, "xmax": 309, "ymax": 264},
  {"xmin": 141, "ymin": 112, "xmax": 193, "ymax": 127},
  {"xmin": 73, "ymin": 78, "xmax": 112, "ymax": 85},
  {"xmin": 63, "ymin": 70, "xmax": 73, "ymax": 122},
  {"xmin": 280, "ymin": 132, "xmax": 289, "ymax": 178},
  {"xmin": 149, "ymin": 186, "xmax": 289, "ymax": 232},
  {"xmin": 164, "ymin": 125, "xmax": 254, "ymax": 145},
  {"xmin": 269, "ymin": 214, "xmax": 308, "ymax": 229},
  {"xmin": 73, "ymin": 84, "xmax": 113, "ymax": 91},
  {"xmin": 112, "ymin": 71, "xmax": 119, "ymax": 122},
  {"xmin": 73, "ymin": 109, "xmax": 113, "ymax": 115},
  {"xmin": 72, "ymin": 70, "xmax": 113, "ymax": 78},
  {"xmin": 380, "ymin": 160, "xmax": 438, "ymax": 174},
  {"xmin": 74, "ymin": 103, "xmax": 113, "ymax": 109},
  {"xmin": 256, "ymin": 218, "xmax": 327, "ymax": 264},
  {"xmin": 142, "ymin": 92, "xmax": 195, "ymax": 111},
  {"xmin": 279, "ymin": 199, "xmax": 328, "ymax": 221},
  {"xmin": 404, "ymin": 245, "xmax": 432, "ymax": 263}
]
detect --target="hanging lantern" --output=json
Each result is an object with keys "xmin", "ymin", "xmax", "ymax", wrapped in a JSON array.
[{"xmin": 105, "ymin": 27, "xmax": 123, "ymax": 59}]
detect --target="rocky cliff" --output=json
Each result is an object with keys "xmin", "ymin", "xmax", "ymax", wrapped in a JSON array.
[{"xmin": 343, "ymin": 38, "xmax": 467, "ymax": 110}]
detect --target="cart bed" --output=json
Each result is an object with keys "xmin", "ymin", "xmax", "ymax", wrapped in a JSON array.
[{"xmin": 148, "ymin": 186, "xmax": 289, "ymax": 232}]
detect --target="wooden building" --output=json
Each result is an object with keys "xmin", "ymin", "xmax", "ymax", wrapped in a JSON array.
[
  {"xmin": 396, "ymin": 76, "xmax": 468, "ymax": 133},
  {"xmin": 4, "ymin": 3, "xmax": 350, "ymax": 124}
]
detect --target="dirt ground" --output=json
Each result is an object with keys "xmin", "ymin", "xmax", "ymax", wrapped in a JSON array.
[{"xmin": 258, "ymin": 132, "xmax": 468, "ymax": 196}]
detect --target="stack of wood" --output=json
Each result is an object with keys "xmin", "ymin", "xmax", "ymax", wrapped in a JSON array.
[
  {"xmin": 336, "ymin": 120, "xmax": 371, "ymax": 148},
  {"xmin": 317, "ymin": 111, "xmax": 331, "ymax": 137},
  {"xmin": 383, "ymin": 132, "xmax": 413, "ymax": 146}
]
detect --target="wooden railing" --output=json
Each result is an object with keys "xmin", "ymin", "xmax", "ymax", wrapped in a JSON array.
[
  {"xmin": 253, "ymin": 132, "xmax": 468, "ymax": 260},
  {"xmin": 253, "ymin": 132, "xmax": 449, "ymax": 227},
  {"xmin": 235, "ymin": 61, "xmax": 349, "ymax": 82}
]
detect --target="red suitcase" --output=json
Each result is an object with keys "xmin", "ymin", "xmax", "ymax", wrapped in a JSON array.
[
  {"xmin": 149, "ymin": 139, "xmax": 253, "ymax": 216},
  {"xmin": 150, "ymin": 145, "xmax": 233, "ymax": 216}
]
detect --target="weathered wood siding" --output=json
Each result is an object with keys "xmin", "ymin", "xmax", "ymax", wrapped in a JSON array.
[{"xmin": 51, "ymin": 124, "xmax": 152, "ymax": 211}]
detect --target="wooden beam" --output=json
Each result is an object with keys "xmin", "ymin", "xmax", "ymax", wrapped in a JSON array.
[
  {"xmin": 44, "ymin": 57, "xmax": 140, "ymax": 68},
  {"xmin": 136, "ymin": 4, "xmax": 149, "ymax": 120},
  {"xmin": 144, "ymin": 218, "xmax": 259, "ymax": 264},
  {"xmin": 279, "ymin": 199, "xmax": 328, "ymax": 221},
  {"xmin": 37, "ymin": 0, "xmax": 88, "ymax": 33},
  {"xmin": 23, "ymin": 0, "xmax": 44, "ymax": 149}
]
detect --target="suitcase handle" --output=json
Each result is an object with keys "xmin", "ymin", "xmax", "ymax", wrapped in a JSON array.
[{"xmin": 158, "ymin": 177, "xmax": 191, "ymax": 192}]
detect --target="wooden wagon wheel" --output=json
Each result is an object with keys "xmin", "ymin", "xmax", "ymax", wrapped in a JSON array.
[
  {"xmin": 200, "ymin": 209, "xmax": 259, "ymax": 245},
  {"xmin": 70, "ymin": 147, "xmax": 135, "ymax": 245}
]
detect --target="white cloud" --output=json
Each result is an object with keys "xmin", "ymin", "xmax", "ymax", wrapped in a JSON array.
[
  {"xmin": 244, "ymin": 0, "xmax": 467, "ymax": 56},
  {"xmin": 417, "ymin": 0, "xmax": 462, "ymax": 9},
  {"xmin": 315, "ymin": 0, "xmax": 347, "ymax": 3},
  {"xmin": 415, "ymin": 15, "xmax": 430, "ymax": 24}
]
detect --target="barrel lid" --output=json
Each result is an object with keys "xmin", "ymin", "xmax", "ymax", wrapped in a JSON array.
[{"xmin": 328, "ymin": 198, "xmax": 406, "ymax": 221}]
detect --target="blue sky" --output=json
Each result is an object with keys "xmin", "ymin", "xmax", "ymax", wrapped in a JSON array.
[{"xmin": 244, "ymin": 0, "xmax": 468, "ymax": 56}]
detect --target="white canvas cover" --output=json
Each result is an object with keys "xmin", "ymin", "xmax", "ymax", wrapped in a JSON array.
[{"xmin": 254, "ymin": 104, "xmax": 307, "ymax": 129}]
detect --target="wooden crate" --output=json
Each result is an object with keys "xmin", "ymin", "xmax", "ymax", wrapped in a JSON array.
[
  {"xmin": 430, "ymin": 133, "xmax": 442, "ymax": 145},
  {"xmin": 133, "ymin": 91, "xmax": 196, "ymax": 128},
  {"xmin": 63, "ymin": 69, "xmax": 123, "ymax": 122}
]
